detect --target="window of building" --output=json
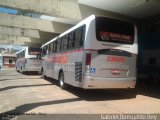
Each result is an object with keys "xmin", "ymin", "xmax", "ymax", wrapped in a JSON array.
[{"xmin": 9, "ymin": 59, "xmax": 13, "ymax": 64}]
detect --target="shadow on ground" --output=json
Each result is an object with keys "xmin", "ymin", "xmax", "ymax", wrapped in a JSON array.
[
  {"xmin": 0, "ymin": 84, "xmax": 53, "ymax": 92},
  {"xmin": 1, "ymin": 74, "xmax": 159, "ymax": 116},
  {"xmin": 44, "ymin": 77, "xmax": 137, "ymax": 101},
  {"xmin": 0, "ymin": 77, "xmax": 41, "ymax": 81},
  {"xmin": 0, "ymin": 71, "xmax": 40, "ymax": 78},
  {"xmin": 135, "ymin": 83, "xmax": 160, "ymax": 99},
  {"xmin": 20, "ymin": 71, "xmax": 40, "ymax": 76},
  {"xmin": 45, "ymin": 77, "xmax": 160, "ymax": 100},
  {"xmin": 2, "ymin": 98, "xmax": 81, "ymax": 114},
  {"xmin": 1, "ymin": 77, "xmax": 136, "ymax": 115}
]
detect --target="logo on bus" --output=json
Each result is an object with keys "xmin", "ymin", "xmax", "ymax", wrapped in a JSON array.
[
  {"xmin": 52, "ymin": 55, "xmax": 68, "ymax": 64},
  {"xmin": 100, "ymin": 31, "xmax": 110, "ymax": 41},
  {"xmin": 106, "ymin": 56, "xmax": 125, "ymax": 63},
  {"xmin": 99, "ymin": 31, "xmax": 132, "ymax": 42}
]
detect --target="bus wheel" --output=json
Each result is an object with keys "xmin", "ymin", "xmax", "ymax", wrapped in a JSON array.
[
  {"xmin": 20, "ymin": 67, "xmax": 23, "ymax": 73},
  {"xmin": 21, "ymin": 66, "xmax": 25, "ymax": 74},
  {"xmin": 42, "ymin": 68, "xmax": 47, "ymax": 79},
  {"xmin": 41, "ymin": 68, "xmax": 43, "ymax": 75},
  {"xmin": 16, "ymin": 67, "xmax": 19, "ymax": 72},
  {"xmin": 59, "ymin": 71, "xmax": 67, "ymax": 90}
]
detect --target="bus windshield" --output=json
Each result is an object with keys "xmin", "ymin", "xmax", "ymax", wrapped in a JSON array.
[
  {"xmin": 28, "ymin": 47, "xmax": 41, "ymax": 55},
  {"xmin": 96, "ymin": 17, "xmax": 134, "ymax": 44}
]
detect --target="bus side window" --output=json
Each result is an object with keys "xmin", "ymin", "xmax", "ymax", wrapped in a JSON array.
[
  {"xmin": 48, "ymin": 44, "xmax": 51, "ymax": 54},
  {"xmin": 23, "ymin": 51, "xmax": 25, "ymax": 57},
  {"xmin": 81, "ymin": 25, "xmax": 86, "ymax": 47},
  {"xmin": 68, "ymin": 32, "xmax": 75, "ymax": 50},
  {"xmin": 50, "ymin": 42, "xmax": 54, "ymax": 54},
  {"xmin": 61, "ymin": 35, "xmax": 68, "ymax": 51},
  {"xmin": 75, "ymin": 26, "xmax": 83, "ymax": 48},
  {"xmin": 56, "ymin": 38, "xmax": 61, "ymax": 52},
  {"xmin": 42, "ymin": 47, "xmax": 45, "ymax": 56},
  {"xmin": 53, "ymin": 41, "xmax": 57, "ymax": 53},
  {"xmin": 42, "ymin": 48, "xmax": 46, "ymax": 56}
]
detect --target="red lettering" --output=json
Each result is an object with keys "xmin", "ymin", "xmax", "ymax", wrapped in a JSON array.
[
  {"xmin": 100, "ymin": 31, "xmax": 132, "ymax": 41},
  {"xmin": 106, "ymin": 56, "xmax": 125, "ymax": 63}
]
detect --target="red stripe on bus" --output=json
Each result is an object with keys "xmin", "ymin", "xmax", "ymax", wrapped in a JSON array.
[
  {"xmin": 84, "ymin": 49, "xmax": 97, "ymax": 51},
  {"xmin": 62, "ymin": 48, "xmax": 83, "ymax": 54},
  {"xmin": 44, "ymin": 49, "xmax": 83, "ymax": 64}
]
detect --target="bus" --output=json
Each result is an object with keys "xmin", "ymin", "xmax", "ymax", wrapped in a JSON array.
[
  {"xmin": 16, "ymin": 46, "xmax": 42, "ymax": 74},
  {"xmin": 41, "ymin": 15, "xmax": 138, "ymax": 89}
]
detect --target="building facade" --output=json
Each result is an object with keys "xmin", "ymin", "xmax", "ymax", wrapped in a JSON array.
[{"xmin": 0, "ymin": 54, "xmax": 16, "ymax": 69}]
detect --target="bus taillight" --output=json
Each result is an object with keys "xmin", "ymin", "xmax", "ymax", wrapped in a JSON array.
[{"xmin": 86, "ymin": 53, "xmax": 91, "ymax": 65}]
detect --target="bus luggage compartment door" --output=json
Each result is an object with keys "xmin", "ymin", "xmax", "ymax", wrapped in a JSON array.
[{"xmin": 89, "ymin": 49, "xmax": 136, "ymax": 78}]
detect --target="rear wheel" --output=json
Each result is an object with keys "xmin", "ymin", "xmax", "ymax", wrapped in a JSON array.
[
  {"xmin": 42, "ymin": 68, "xmax": 47, "ymax": 79},
  {"xmin": 59, "ymin": 71, "xmax": 68, "ymax": 90},
  {"xmin": 20, "ymin": 66, "xmax": 24, "ymax": 74},
  {"xmin": 16, "ymin": 66, "xmax": 19, "ymax": 72}
]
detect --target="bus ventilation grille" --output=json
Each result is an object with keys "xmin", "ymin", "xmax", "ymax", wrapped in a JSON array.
[{"xmin": 75, "ymin": 62, "xmax": 82, "ymax": 82}]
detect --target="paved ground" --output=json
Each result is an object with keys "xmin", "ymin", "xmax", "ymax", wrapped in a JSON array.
[{"xmin": 0, "ymin": 69, "xmax": 160, "ymax": 116}]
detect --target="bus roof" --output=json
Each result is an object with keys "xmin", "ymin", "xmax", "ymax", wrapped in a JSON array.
[
  {"xmin": 41, "ymin": 15, "xmax": 135, "ymax": 48},
  {"xmin": 41, "ymin": 15, "xmax": 96, "ymax": 48}
]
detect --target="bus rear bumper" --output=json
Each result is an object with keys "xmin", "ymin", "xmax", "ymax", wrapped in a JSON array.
[{"xmin": 83, "ymin": 76, "xmax": 136, "ymax": 89}]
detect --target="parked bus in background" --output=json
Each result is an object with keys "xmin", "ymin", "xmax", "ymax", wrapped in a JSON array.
[
  {"xmin": 16, "ymin": 46, "xmax": 42, "ymax": 74},
  {"xmin": 41, "ymin": 15, "xmax": 138, "ymax": 89}
]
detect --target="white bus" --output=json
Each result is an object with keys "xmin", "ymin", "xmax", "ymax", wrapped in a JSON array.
[
  {"xmin": 16, "ymin": 46, "xmax": 42, "ymax": 74},
  {"xmin": 41, "ymin": 15, "xmax": 138, "ymax": 89}
]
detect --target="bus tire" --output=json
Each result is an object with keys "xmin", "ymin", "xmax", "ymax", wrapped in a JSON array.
[
  {"xmin": 42, "ymin": 68, "xmax": 47, "ymax": 79},
  {"xmin": 21, "ymin": 66, "xmax": 25, "ymax": 74},
  {"xmin": 16, "ymin": 67, "xmax": 19, "ymax": 72},
  {"xmin": 20, "ymin": 66, "xmax": 23, "ymax": 73},
  {"xmin": 43, "ymin": 75, "xmax": 48, "ymax": 80},
  {"xmin": 41, "ymin": 68, "xmax": 43, "ymax": 75},
  {"xmin": 59, "ymin": 71, "xmax": 67, "ymax": 90}
]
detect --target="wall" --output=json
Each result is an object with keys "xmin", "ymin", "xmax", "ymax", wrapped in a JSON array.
[
  {"xmin": 0, "ymin": 56, "xmax": 2, "ymax": 69},
  {"xmin": 3, "ymin": 56, "xmax": 16, "ymax": 68},
  {"xmin": 137, "ymin": 32, "xmax": 160, "ymax": 85}
]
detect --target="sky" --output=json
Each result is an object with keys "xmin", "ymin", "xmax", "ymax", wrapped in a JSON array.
[
  {"xmin": 0, "ymin": 45, "xmax": 26, "ymax": 51},
  {"xmin": 0, "ymin": 7, "xmax": 17, "ymax": 14}
]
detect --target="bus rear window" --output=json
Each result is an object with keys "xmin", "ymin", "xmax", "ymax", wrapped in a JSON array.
[
  {"xmin": 96, "ymin": 17, "xmax": 134, "ymax": 44},
  {"xmin": 28, "ymin": 47, "xmax": 41, "ymax": 55}
]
